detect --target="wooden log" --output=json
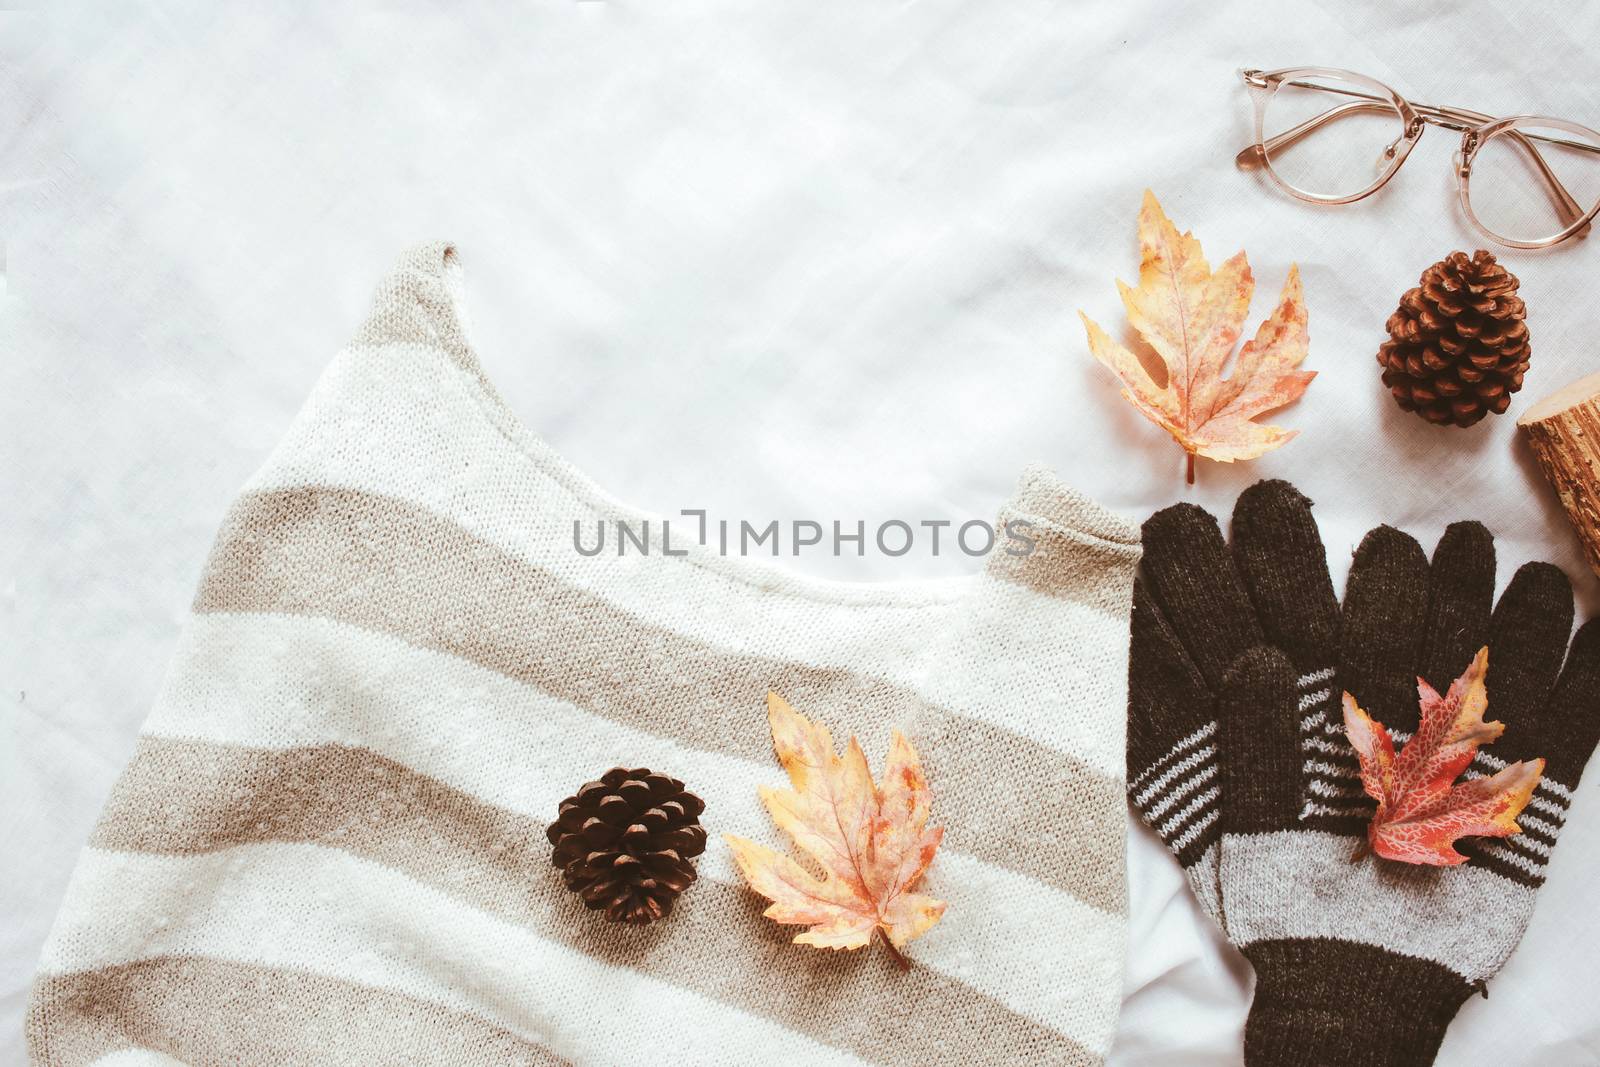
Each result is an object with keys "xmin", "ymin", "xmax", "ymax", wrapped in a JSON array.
[{"xmin": 1519, "ymin": 371, "xmax": 1600, "ymax": 581}]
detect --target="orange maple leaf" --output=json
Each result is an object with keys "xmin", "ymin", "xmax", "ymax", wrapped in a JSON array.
[
  {"xmin": 1343, "ymin": 647, "xmax": 1545, "ymax": 866},
  {"xmin": 1080, "ymin": 190, "xmax": 1316, "ymax": 484},
  {"xmin": 724, "ymin": 693, "xmax": 946, "ymax": 969}
]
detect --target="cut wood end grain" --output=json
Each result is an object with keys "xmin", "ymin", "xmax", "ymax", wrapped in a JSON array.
[{"xmin": 1519, "ymin": 370, "xmax": 1600, "ymax": 425}]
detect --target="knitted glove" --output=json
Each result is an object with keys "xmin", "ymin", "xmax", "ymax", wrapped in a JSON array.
[
  {"xmin": 1225, "ymin": 522, "xmax": 1600, "ymax": 1065},
  {"xmin": 1129, "ymin": 481, "xmax": 1600, "ymax": 1066},
  {"xmin": 1128, "ymin": 480, "xmax": 1341, "ymax": 933}
]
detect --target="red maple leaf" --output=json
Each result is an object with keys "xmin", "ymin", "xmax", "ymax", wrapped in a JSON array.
[{"xmin": 1343, "ymin": 647, "xmax": 1545, "ymax": 866}]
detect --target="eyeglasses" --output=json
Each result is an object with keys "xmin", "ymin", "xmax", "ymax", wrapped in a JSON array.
[{"xmin": 1236, "ymin": 66, "xmax": 1600, "ymax": 249}]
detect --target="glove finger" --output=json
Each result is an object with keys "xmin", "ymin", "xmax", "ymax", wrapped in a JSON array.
[
  {"xmin": 1464, "ymin": 599, "xmax": 1585, "ymax": 889},
  {"xmin": 1536, "ymin": 619, "xmax": 1600, "ymax": 788},
  {"xmin": 1217, "ymin": 645, "xmax": 1302, "ymax": 835},
  {"xmin": 1230, "ymin": 480, "xmax": 1340, "ymax": 675},
  {"xmin": 1127, "ymin": 581, "xmax": 1224, "ymax": 876},
  {"xmin": 1419, "ymin": 522, "xmax": 1495, "ymax": 692},
  {"xmin": 1485, "ymin": 562, "xmax": 1574, "ymax": 745},
  {"xmin": 1142, "ymin": 503, "xmax": 1263, "ymax": 689},
  {"xmin": 1339, "ymin": 526, "xmax": 1429, "ymax": 734}
]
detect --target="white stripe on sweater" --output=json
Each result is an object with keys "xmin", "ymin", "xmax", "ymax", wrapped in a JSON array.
[
  {"xmin": 142, "ymin": 610, "xmax": 1125, "ymax": 1048},
  {"xmin": 88, "ymin": 1052, "xmax": 190, "ymax": 1067},
  {"xmin": 41, "ymin": 845, "xmax": 866, "ymax": 1067}
]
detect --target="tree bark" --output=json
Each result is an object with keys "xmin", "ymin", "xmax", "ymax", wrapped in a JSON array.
[{"xmin": 1519, "ymin": 371, "xmax": 1600, "ymax": 581}]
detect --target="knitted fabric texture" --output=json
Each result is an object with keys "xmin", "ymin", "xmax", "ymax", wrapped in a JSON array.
[
  {"xmin": 1128, "ymin": 481, "xmax": 1600, "ymax": 1066},
  {"xmin": 26, "ymin": 243, "xmax": 1143, "ymax": 1066}
]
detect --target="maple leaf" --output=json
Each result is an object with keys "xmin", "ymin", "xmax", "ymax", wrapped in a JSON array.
[
  {"xmin": 1343, "ymin": 647, "xmax": 1545, "ymax": 866},
  {"xmin": 1080, "ymin": 190, "xmax": 1316, "ymax": 484},
  {"xmin": 723, "ymin": 692, "xmax": 946, "ymax": 969}
]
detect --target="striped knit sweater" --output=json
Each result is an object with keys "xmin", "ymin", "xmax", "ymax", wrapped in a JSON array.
[{"xmin": 27, "ymin": 243, "xmax": 1143, "ymax": 1067}]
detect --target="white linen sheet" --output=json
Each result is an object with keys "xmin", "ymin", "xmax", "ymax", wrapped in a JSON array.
[{"xmin": 3, "ymin": 3, "xmax": 1599, "ymax": 1063}]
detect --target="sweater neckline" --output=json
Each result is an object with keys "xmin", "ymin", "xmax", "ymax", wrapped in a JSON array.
[{"xmin": 372, "ymin": 242, "xmax": 1136, "ymax": 608}]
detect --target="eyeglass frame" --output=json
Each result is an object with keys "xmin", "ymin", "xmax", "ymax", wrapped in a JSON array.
[{"xmin": 1235, "ymin": 66, "xmax": 1600, "ymax": 250}]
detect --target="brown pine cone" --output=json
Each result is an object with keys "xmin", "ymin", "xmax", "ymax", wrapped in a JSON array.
[
  {"xmin": 546, "ymin": 767, "xmax": 707, "ymax": 925},
  {"xmin": 1377, "ymin": 250, "xmax": 1530, "ymax": 428}
]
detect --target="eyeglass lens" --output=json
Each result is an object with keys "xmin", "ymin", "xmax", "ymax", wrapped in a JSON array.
[
  {"xmin": 1260, "ymin": 74, "xmax": 1406, "ymax": 199},
  {"xmin": 1467, "ymin": 124, "xmax": 1600, "ymax": 245}
]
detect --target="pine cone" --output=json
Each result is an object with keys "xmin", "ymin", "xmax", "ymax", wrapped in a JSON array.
[
  {"xmin": 1377, "ymin": 250, "xmax": 1530, "ymax": 427},
  {"xmin": 546, "ymin": 767, "xmax": 707, "ymax": 925}
]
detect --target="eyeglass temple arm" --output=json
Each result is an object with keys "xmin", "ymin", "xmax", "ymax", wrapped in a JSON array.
[
  {"xmin": 1234, "ymin": 99, "xmax": 1391, "ymax": 169},
  {"xmin": 1238, "ymin": 80, "xmax": 1593, "ymax": 233},
  {"xmin": 1239, "ymin": 77, "xmax": 1600, "ymax": 159}
]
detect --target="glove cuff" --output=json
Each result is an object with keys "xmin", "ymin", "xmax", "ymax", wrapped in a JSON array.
[{"xmin": 1243, "ymin": 938, "xmax": 1477, "ymax": 1067}]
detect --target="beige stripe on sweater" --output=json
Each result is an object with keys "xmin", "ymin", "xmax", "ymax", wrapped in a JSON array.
[
  {"xmin": 28, "ymin": 242, "xmax": 1141, "ymax": 1066},
  {"xmin": 90, "ymin": 739, "xmax": 1095, "ymax": 1065},
  {"xmin": 40, "ymin": 846, "xmax": 877, "ymax": 1066},
  {"xmin": 194, "ymin": 484, "xmax": 1128, "ymax": 913},
  {"xmin": 31, "ymin": 958, "xmax": 572, "ymax": 1067},
  {"xmin": 130, "ymin": 609, "xmax": 1128, "ymax": 1047}
]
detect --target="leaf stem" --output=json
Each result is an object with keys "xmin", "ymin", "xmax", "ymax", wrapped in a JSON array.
[
  {"xmin": 881, "ymin": 936, "xmax": 911, "ymax": 972},
  {"xmin": 1186, "ymin": 452, "xmax": 1196, "ymax": 485}
]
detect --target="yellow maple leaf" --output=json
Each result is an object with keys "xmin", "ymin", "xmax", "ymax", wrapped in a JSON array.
[
  {"xmin": 724, "ymin": 693, "xmax": 946, "ymax": 969},
  {"xmin": 1080, "ymin": 189, "xmax": 1315, "ymax": 483}
]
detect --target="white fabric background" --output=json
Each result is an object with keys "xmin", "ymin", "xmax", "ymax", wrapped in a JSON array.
[{"xmin": 4, "ymin": 3, "xmax": 1599, "ymax": 1064}]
